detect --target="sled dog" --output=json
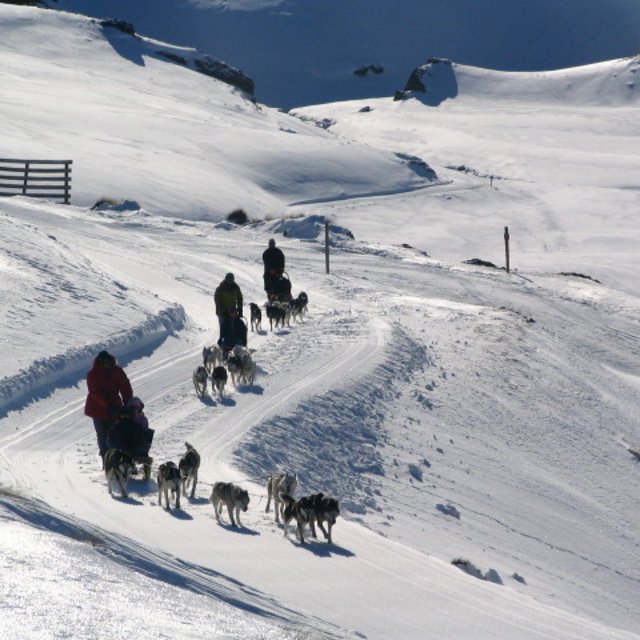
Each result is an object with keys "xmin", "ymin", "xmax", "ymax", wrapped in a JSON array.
[
  {"xmin": 308, "ymin": 493, "xmax": 340, "ymax": 544},
  {"xmin": 265, "ymin": 302, "xmax": 287, "ymax": 331},
  {"xmin": 157, "ymin": 461, "xmax": 182, "ymax": 510},
  {"xmin": 281, "ymin": 493, "xmax": 318, "ymax": 544},
  {"xmin": 234, "ymin": 344, "xmax": 256, "ymax": 385},
  {"xmin": 226, "ymin": 354, "xmax": 242, "ymax": 387},
  {"xmin": 291, "ymin": 292, "xmax": 309, "ymax": 321},
  {"xmin": 211, "ymin": 365, "xmax": 228, "ymax": 399},
  {"xmin": 104, "ymin": 448, "xmax": 136, "ymax": 499},
  {"xmin": 265, "ymin": 471, "xmax": 298, "ymax": 524},
  {"xmin": 249, "ymin": 302, "xmax": 262, "ymax": 332},
  {"xmin": 202, "ymin": 344, "xmax": 222, "ymax": 374},
  {"xmin": 227, "ymin": 345, "xmax": 255, "ymax": 386},
  {"xmin": 193, "ymin": 365, "xmax": 208, "ymax": 398},
  {"xmin": 210, "ymin": 482, "xmax": 250, "ymax": 527},
  {"xmin": 179, "ymin": 442, "xmax": 201, "ymax": 499}
]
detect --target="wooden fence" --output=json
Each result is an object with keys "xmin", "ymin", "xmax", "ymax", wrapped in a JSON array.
[{"xmin": 0, "ymin": 158, "xmax": 73, "ymax": 204}]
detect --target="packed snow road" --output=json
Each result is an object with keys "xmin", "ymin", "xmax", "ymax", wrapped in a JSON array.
[{"xmin": 1, "ymin": 204, "xmax": 640, "ymax": 638}]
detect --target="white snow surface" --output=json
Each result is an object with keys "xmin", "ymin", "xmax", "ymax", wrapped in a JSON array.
[{"xmin": 1, "ymin": 5, "xmax": 640, "ymax": 640}]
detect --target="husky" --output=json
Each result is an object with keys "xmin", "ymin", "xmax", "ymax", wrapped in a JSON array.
[
  {"xmin": 211, "ymin": 365, "xmax": 228, "ymax": 399},
  {"xmin": 281, "ymin": 493, "xmax": 318, "ymax": 544},
  {"xmin": 157, "ymin": 461, "xmax": 182, "ymax": 510},
  {"xmin": 193, "ymin": 365, "xmax": 208, "ymax": 398},
  {"xmin": 226, "ymin": 354, "xmax": 242, "ymax": 387},
  {"xmin": 308, "ymin": 493, "xmax": 340, "ymax": 544},
  {"xmin": 104, "ymin": 448, "xmax": 136, "ymax": 499},
  {"xmin": 210, "ymin": 481, "xmax": 250, "ymax": 527},
  {"xmin": 235, "ymin": 345, "xmax": 256, "ymax": 385},
  {"xmin": 290, "ymin": 292, "xmax": 309, "ymax": 321},
  {"xmin": 249, "ymin": 302, "xmax": 262, "ymax": 332},
  {"xmin": 228, "ymin": 345, "xmax": 255, "ymax": 386},
  {"xmin": 265, "ymin": 302, "xmax": 287, "ymax": 331},
  {"xmin": 178, "ymin": 442, "xmax": 201, "ymax": 499},
  {"xmin": 202, "ymin": 344, "xmax": 222, "ymax": 374},
  {"xmin": 297, "ymin": 292, "xmax": 309, "ymax": 317},
  {"xmin": 265, "ymin": 471, "xmax": 298, "ymax": 524}
]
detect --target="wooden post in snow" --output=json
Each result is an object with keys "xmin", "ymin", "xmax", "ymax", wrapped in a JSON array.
[
  {"xmin": 325, "ymin": 222, "xmax": 330, "ymax": 274},
  {"xmin": 504, "ymin": 226, "xmax": 510, "ymax": 273}
]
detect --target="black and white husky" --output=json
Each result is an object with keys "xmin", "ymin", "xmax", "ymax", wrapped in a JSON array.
[
  {"xmin": 104, "ymin": 448, "xmax": 137, "ymax": 499},
  {"xmin": 211, "ymin": 365, "xmax": 228, "ymax": 399},
  {"xmin": 265, "ymin": 471, "xmax": 298, "ymax": 524},
  {"xmin": 280, "ymin": 493, "xmax": 318, "ymax": 544},
  {"xmin": 281, "ymin": 492, "xmax": 340, "ymax": 544},
  {"xmin": 178, "ymin": 442, "xmax": 201, "ymax": 499},
  {"xmin": 193, "ymin": 365, "xmax": 208, "ymax": 398},
  {"xmin": 157, "ymin": 461, "xmax": 182, "ymax": 510},
  {"xmin": 249, "ymin": 302, "xmax": 262, "ymax": 332},
  {"xmin": 210, "ymin": 481, "xmax": 250, "ymax": 527},
  {"xmin": 308, "ymin": 493, "xmax": 340, "ymax": 544},
  {"xmin": 290, "ymin": 292, "xmax": 309, "ymax": 321},
  {"xmin": 265, "ymin": 302, "xmax": 287, "ymax": 331}
]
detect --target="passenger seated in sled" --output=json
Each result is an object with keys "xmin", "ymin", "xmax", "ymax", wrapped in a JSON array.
[
  {"xmin": 106, "ymin": 398, "xmax": 154, "ymax": 478},
  {"xmin": 217, "ymin": 307, "xmax": 248, "ymax": 354},
  {"xmin": 267, "ymin": 273, "xmax": 292, "ymax": 303}
]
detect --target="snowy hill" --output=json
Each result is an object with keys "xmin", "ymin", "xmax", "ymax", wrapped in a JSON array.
[
  {"xmin": 1, "ymin": 4, "xmax": 640, "ymax": 639},
  {"xmin": 55, "ymin": 0, "xmax": 640, "ymax": 108},
  {"xmin": 1, "ymin": 6, "xmax": 435, "ymax": 220}
]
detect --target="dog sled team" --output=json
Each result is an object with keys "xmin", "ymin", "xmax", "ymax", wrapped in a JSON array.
[
  {"xmin": 212, "ymin": 470, "xmax": 339, "ymax": 545},
  {"xmin": 85, "ymin": 238, "xmax": 329, "ymax": 540},
  {"xmin": 102, "ymin": 431, "xmax": 340, "ymax": 544},
  {"xmin": 193, "ymin": 238, "xmax": 308, "ymax": 398}
]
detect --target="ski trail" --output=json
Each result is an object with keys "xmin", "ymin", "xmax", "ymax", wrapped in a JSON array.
[{"xmin": 201, "ymin": 315, "xmax": 389, "ymax": 461}]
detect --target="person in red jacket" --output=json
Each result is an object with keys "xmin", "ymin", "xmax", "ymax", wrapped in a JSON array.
[{"xmin": 84, "ymin": 350, "xmax": 133, "ymax": 464}]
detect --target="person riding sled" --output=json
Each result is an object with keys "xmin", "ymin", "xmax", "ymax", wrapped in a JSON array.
[
  {"xmin": 217, "ymin": 306, "xmax": 247, "ymax": 351},
  {"xmin": 106, "ymin": 398, "xmax": 154, "ymax": 462}
]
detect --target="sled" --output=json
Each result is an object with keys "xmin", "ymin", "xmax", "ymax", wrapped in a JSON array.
[
  {"xmin": 217, "ymin": 316, "xmax": 248, "ymax": 361},
  {"xmin": 107, "ymin": 423, "xmax": 155, "ymax": 481},
  {"xmin": 267, "ymin": 272, "xmax": 293, "ymax": 303}
]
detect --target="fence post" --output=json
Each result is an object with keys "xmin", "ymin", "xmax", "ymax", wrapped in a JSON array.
[
  {"xmin": 63, "ymin": 161, "xmax": 72, "ymax": 204},
  {"xmin": 23, "ymin": 161, "xmax": 30, "ymax": 196},
  {"xmin": 325, "ymin": 222, "xmax": 330, "ymax": 274},
  {"xmin": 504, "ymin": 226, "xmax": 510, "ymax": 273}
]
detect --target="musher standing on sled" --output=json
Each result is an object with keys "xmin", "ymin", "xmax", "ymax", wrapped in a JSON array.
[
  {"xmin": 214, "ymin": 272, "xmax": 244, "ymax": 340},
  {"xmin": 262, "ymin": 238, "xmax": 285, "ymax": 299},
  {"xmin": 84, "ymin": 350, "xmax": 133, "ymax": 467}
]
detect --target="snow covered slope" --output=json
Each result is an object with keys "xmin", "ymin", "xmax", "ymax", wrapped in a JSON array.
[
  {"xmin": 1, "ymin": 5, "xmax": 640, "ymax": 639},
  {"xmin": 1, "ymin": 6, "xmax": 435, "ymax": 219},
  {"xmin": 292, "ymin": 57, "xmax": 640, "ymax": 296},
  {"xmin": 55, "ymin": 0, "xmax": 640, "ymax": 108}
]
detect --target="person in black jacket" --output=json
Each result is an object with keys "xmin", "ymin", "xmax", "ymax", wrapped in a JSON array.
[
  {"xmin": 262, "ymin": 238, "xmax": 285, "ymax": 298},
  {"xmin": 214, "ymin": 273, "xmax": 243, "ymax": 339},
  {"xmin": 106, "ymin": 404, "xmax": 154, "ymax": 459},
  {"xmin": 217, "ymin": 306, "xmax": 247, "ymax": 351}
]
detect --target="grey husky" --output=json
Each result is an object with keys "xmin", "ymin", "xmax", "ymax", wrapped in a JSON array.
[
  {"xmin": 178, "ymin": 442, "xmax": 201, "ymax": 498},
  {"xmin": 192, "ymin": 365, "xmax": 208, "ymax": 398},
  {"xmin": 210, "ymin": 481, "xmax": 250, "ymax": 527},
  {"xmin": 265, "ymin": 471, "xmax": 298, "ymax": 524}
]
